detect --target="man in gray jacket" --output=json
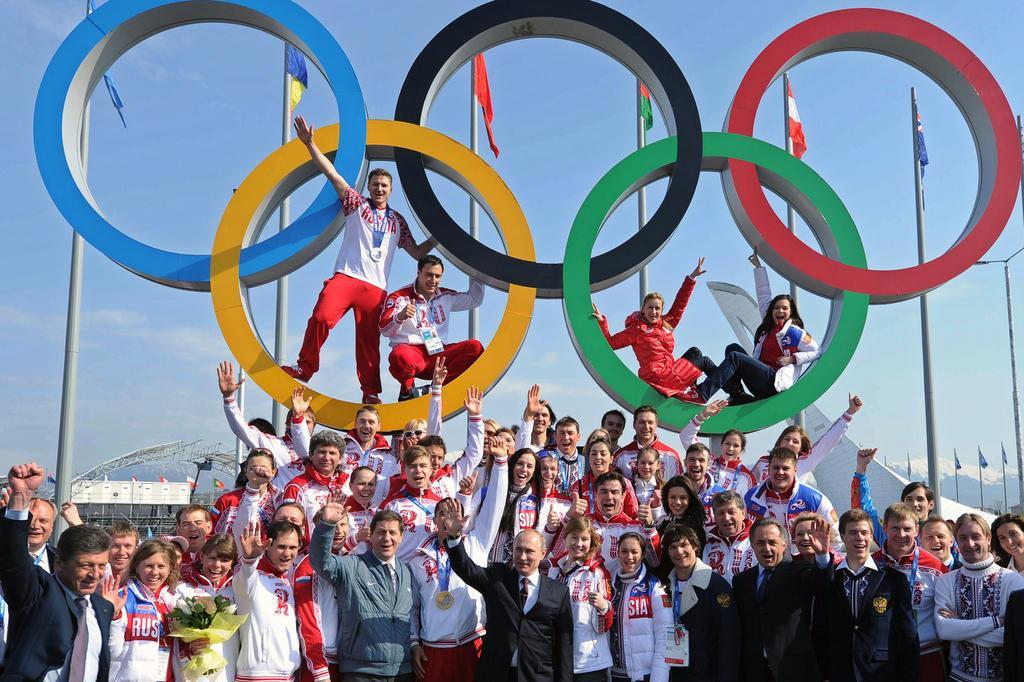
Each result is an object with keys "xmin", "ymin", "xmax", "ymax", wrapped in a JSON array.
[{"xmin": 313, "ymin": 503, "xmax": 419, "ymax": 682}]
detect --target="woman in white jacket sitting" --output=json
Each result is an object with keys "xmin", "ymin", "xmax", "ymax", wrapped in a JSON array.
[
  {"xmin": 608, "ymin": 531, "xmax": 673, "ymax": 682},
  {"xmin": 547, "ymin": 516, "xmax": 614, "ymax": 682}
]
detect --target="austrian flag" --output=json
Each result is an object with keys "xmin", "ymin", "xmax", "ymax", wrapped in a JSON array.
[{"xmin": 786, "ymin": 81, "xmax": 807, "ymax": 159}]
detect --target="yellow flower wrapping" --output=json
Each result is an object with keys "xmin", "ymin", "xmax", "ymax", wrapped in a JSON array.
[{"xmin": 167, "ymin": 613, "xmax": 248, "ymax": 681}]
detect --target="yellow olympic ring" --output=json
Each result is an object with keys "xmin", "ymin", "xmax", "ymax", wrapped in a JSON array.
[{"xmin": 210, "ymin": 120, "xmax": 537, "ymax": 430}]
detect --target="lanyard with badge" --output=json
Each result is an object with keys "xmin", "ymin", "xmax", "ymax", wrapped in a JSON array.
[
  {"xmin": 414, "ymin": 299, "xmax": 444, "ymax": 355},
  {"xmin": 368, "ymin": 204, "xmax": 393, "ymax": 262},
  {"xmin": 664, "ymin": 574, "xmax": 690, "ymax": 667},
  {"xmin": 433, "ymin": 540, "xmax": 455, "ymax": 611}
]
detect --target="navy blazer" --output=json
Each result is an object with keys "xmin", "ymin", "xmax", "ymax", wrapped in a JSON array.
[
  {"xmin": 0, "ymin": 513, "xmax": 113, "ymax": 681},
  {"xmin": 821, "ymin": 563, "xmax": 919, "ymax": 682},
  {"xmin": 446, "ymin": 538, "xmax": 573, "ymax": 682}
]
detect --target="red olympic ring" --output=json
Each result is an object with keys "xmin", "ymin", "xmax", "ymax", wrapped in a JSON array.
[{"xmin": 725, "ymin": 9, "xmax": 1021, "ymax": 303}]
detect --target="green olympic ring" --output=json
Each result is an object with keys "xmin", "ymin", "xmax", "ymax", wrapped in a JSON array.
[{"xmin": 562, "ymin": 132, "xmax": 869, "ymax": 434}]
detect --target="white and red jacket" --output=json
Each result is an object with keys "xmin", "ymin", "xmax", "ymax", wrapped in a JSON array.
[
  {"xmin": 341, "ymin": 432, "xmax": 397, "ymax": 480},
  {"xmin": 874, "ymin": 545, "xmax": 949, "ymax": 655},
  {"xmin": 751, "ymin": 266, "xmax": 820, "ymax": 391},
  {"xmin": 222, "ymin": 394, "xmax": 306, "ymax": 490},
  {"xmin": 108, "ymin": 579, "xmax": 177, "ymax": 682},
  {"xmin": 281, "ymin": 465, "xmax": 346, "ymax": 542},
  {"xmin": 173, "ymin": 571, "xmax": 238, "ymax": 682},
  {"xmin": 702, "ymin": 520, "xmax": 756, "ymax": 585},
  {"xmin": 548, "ymin": 554, "xmax": 614, "ymax": 674},
  {"xmin": 678, "ymin": 415, "xmax": 756, "ymax": 496},
  {"xmin": 410, "ymin": 459, "xmax": 508, "ymax": 648},
  {"xmin": 744, "ymin": 479, "xmax": 842, "ymax": 555},
  {"xmin": 212, "ymin": 484, "xmax": 278, "ymax": 538},
  {"xmin": 613, "ymin": 437, "xmax": 682, "ymax": 482},
  {"xmin": 749, "ymin": 409, "xmax": 855, "ymax": 484},
  {"xmin": 232, "ymin": 556, "xmax": 301, "ymax": 682},
  {"xmin": 487, "ymin": 486, "xmax": 542, "ymax": 565},
  {"xmin": 552, "ymin": 512, "xmax": 661, "ymax": 576},
  {"xmin": 343, "ymin": 496, "xmax": 377, "ymax": 555},
  {"xmin": 293, "ymin": 554, "xmax": 339, "ymax": 682},
  {"xmin": 379, "ymin": 280, "xmax": 485, "ymax": 347},
  {"xmin": 573, "ymin": 471, "xmax": 639, "ymax": 519},
  {"xmin": 608, "ymin": 564, "xmax": 673, "ymax": 681},
  {"xmin": 381, "ymin": 485, "xmax": 443, "ymax": 562}
]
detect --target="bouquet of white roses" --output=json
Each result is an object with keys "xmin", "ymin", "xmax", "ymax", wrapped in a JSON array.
[{"xmin": 167, "ymin": 595, "xmax": 247, "ymax": 680}]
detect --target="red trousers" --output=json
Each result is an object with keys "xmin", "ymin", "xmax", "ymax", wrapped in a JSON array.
[
  {"xmin": 297, "ymin": 273, "xmax": 385, "ymax": 395},
  {"xmin": 388, "ymin": 340, "xmax": 483, "ymax": 392},
  {"xmin": 419, "ymin": 639, "xmax": 482, "ymax": 682}
]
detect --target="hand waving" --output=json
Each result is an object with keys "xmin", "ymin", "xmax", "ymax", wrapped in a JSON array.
[
  {"xmin": 240, "ymin": 523, "xmax": 269, "ymax": 560},
  {"xmin": 689, "ymin": 257, "xmax": 707, "ymax": 279},
  {"xmin": 290, "ymin": 387, "xmax": 312, "ymax": 418},
  {"xmin": 102, "ymin": 573, "xmax": 127, "ymax": 618},
  {"xmin": 293, "ymin": 115, "xmax": 314, "ymax": 145},
  {"xmin": 464, "ymin": 386, "xmax": 483, "ymax": 417},
  {"xmin": 432, "ymin": 356, "xmax": 448, "ymax": 388},
  {"xmin": 217, "ymin": 361, "xmax": 244, "ymax": 397}
]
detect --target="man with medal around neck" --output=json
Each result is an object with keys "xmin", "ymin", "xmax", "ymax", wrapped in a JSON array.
[
  {"xmin": 408, "ymin": 387, "xmax": 509, "ymax": 682},
  {"xmin": 379, "ymin": 254, "xmax": 485, "ymax": 401},
  {"xmin": 283, "ymin": 115, "xmax": 436, "ymax": 404},
  {"xmin": 443, "ymin": 519, "xmax": 573, "ymax": 682}
]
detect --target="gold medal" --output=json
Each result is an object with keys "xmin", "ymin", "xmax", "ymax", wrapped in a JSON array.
[{"xmin": 435, "ymin": 591, "xmax": 455, "ymax": 610}]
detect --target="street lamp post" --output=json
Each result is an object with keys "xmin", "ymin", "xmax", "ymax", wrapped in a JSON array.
[{"xmin": 977, "ymin": 244, "xmax": 1024, "ymax": 511}]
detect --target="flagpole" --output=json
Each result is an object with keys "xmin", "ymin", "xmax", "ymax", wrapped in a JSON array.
[
  {"xmin": 907, "ymin": 452, "xmax": 912, "ymax": 479},
  {"xmin": 637, "ymin": 78, "xmax": 648, "ymax": 307},
  {"xmin": 979, "ymin": 449, "xmax": 985, "ymax": 511},
  {"xmin": 954, "ymin": 450, "xmax": 960, "ymax": 502},
  {"xmin": 1003, "ymin": 443, "xmax": 1008, "ymax": 513},
  {"xmin": 272, "ymin": 44, "xmax": 291, "ymax": 433},
  {"xmin": 911, "ymin": 87, "xmax": 942, "ymax": 515},
  {"xmin": 468, "ymin": 57, "xmax": 479, "ymax": 341},
  {"xmin": 783, "ymin": 72, "xmax": 804, "ymax": 428}
]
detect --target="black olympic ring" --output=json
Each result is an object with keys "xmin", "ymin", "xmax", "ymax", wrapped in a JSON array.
[{"xmin": 394, "ymin": 0, "xmax": 702, "ymax": 298}]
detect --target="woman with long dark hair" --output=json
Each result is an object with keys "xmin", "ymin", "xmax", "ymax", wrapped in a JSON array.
[
  {"xmin": 488, "ymin": 448, "xmax": 541, "ymax": 564},
  {"xmin": 656, "ymin": 476, "xmax": 707, "ymax": 549}
]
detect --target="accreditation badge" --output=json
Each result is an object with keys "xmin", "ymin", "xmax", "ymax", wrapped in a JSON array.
[
  {"xmin": 420, "ymin": 327, "xmax": 445, "ymax": 355},
  {"xmin": 663, "ymin": 625, "xmax": 689, "ymax": 667},
  {"xmin": 435, "ymin": 591, "xmax": 455, "ymax": 610}
]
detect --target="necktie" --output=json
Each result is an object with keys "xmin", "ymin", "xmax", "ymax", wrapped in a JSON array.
[
  {"xmin": 387, "ymin": 563, "xmax": 397, "ymax": 593},
  {"xmin": 756, "ymin": 568, "xmax": 773, "ymax": 602},
  {"xmin": 67, "ymin": 596, "xmax": 89, "ymax": 682},
  {"xmin": 520, "ymin": 577, "xmax": 530, "ymax": 609}
]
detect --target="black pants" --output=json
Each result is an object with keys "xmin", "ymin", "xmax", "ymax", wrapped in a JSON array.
[
  {"xmin": 574, "ymin": 669, "xmax": 610, "ymax": 682},
  {"xmin": 341, "ymin": 674, "xmax": 414, "ymax": 682},
  {"xmin": 686, "ymin": 344, "xmax": 779, "ymax": 401}
]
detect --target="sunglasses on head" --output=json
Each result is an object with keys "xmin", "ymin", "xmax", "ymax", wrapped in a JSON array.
[{"xmin": 404, "ymin": 429, "xmax": 425, "ymax": 438}]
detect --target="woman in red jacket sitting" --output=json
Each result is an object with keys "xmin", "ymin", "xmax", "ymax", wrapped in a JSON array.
[{"xmin": 593, "ymin": 258, "xmax": 751, "ymax": 405}]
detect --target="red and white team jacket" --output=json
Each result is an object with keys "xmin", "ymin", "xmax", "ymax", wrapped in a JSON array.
[
  {"xmin": 702, "ymin": 520, "xmax": 756, "ymax": 585},
  {"xmin": 573, "ymin": 471, "xmax": 639, "ymax": 518},
  {"xmin": 411, "ymin": 459, "xmax": 508, "ymax": 648},
  {"xmin": 874, "ymin": 545, "xmax": 948, "ymax": 653},
  {"xmin": 744, "ymin": 480, "xmax": 842, "ymax": 555},
  {"xmin": 293, "ymin": 554, "xmax": 339, "ymax": 682},
  {"xmin": 212, "ymin": 483, "xmax": 278, "ymax": 538},
  {"xmin": 223, "ymin": 394, "xmax": 305, "ymax": 489},
  {"xmin": 608, "ymin": 564, "xmax": 673, "ymax": 681},
  {"xmin": 281, "ymin": 465, "xmax": 346, "ymax": 542},
  {"xmin": 548, "ymin": 554, "xmax": 614, "ymax": 674},
  {"xmin": 233, "ymin": 556, "xmax": 301, "ymax": 682},
  {"xmin": 552, "ymin": 512, "xmax": 661, "ymax": 576},
  {"xmin": 381, "ymin": 485, "xmax": 444, "ymax": 562},
  {"xmin": 343, "ymin": 496, "xmax": 377, "ymax": 556},
  {"xmin": 613, "ymin": 437, "xmax": 682, "ymax": 482},
  {"xmin": 341, "ymin": 432, "xmax": 397, "ymax": 479},
  {"xmin": 749, "ymin": 409, "xmax": 855, "ymax": 484},
  {"xmin": 108, "ymin": 579, "xmax": 177, "ymax": 682},
  {"xmin": 173, "ymin": 571, "xmax": 238, "ymax": 682},
  {"xmin": 378, "ymin": 281, "xmax": 485, "ymax": 347}
]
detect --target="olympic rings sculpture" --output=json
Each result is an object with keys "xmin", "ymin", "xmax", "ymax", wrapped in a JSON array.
[{"xmin": 34, "ymin": 0, "xmax": 1021, "ymax": 432}]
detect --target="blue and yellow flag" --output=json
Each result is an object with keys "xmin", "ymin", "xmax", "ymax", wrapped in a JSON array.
[{"xmin": 286, "ymin": 44, "xmax": 308, "ymax": 110}]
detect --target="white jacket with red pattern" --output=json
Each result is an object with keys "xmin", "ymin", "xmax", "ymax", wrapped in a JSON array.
[
  {"xmin": 548, "ymin": 554, "xmax": 615, "ymax": 674},
  {"xmin": 108, "ymin": 579, "xmax": 177, "ymax": 682},
  {"xmin": 381, "ymin": 485, "xmax": 443, "ymax": 563},
  {"xmin": 378, "ymin": 281, "xmax": 485, "ymax": 347},
  {"xmin": 281, "ymin": 465, "xmax": 346, "ymax": 542},
  {"xmin": 613, "ymin": 438, "xmax": 682, "ymax": 482},
  {"xmin": 293, "ymin": 554, "xmax": 339, "ymax": 682},
  {"xmin": 232, "ymin": 557, "xmax": 300, "ymax": 682},
  {"xmin": 341, "ymin": 432, "xmax": 397, "ymax": 480},
  {"xmin": 551, "ymin": 511, "xmax": 660, "ymax": 576},
  {"xmin": 222, "ymin": 394, "xmax": 306, "ymax": 487},
  {"xmin": 701, "ymin": 521, "xmax": 756, "ymax": 585}
]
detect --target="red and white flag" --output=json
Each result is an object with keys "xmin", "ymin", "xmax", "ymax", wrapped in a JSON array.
[
  {"xmin": 786, "ymin": 81, "xmax": 807, "ymax": 159},
  {"xmin": 159, "ymin": 475, "xmax": 168, "ymax": 483},
  {"xmin": 186, "ymin": 476, "xmax": 197, "ymax": 490},
  {"xmin": 131, "ymin": 474, "xmax": 138, "ymax": 482},
  {"xmin": 473, "ymin": 53, "xmax": 499, "ymax": 158}
]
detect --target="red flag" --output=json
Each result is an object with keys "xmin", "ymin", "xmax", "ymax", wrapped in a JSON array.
[
  {"xmin": 131, "ymin": 474, "xmax": 138, "ymax": 482},
  {"xmin": 214, "ymin": 478, "xmax": 226, "ymax": 490},
  {"xmin": 186, "ymin": 476, "xmax": 197, "ymax": 491},
  {"xmin": 786, "ymin": 81, "xmax": 807, "ymax": 159},
  {"xmin": 159, "ymin": 475, "xmax": 168, "ymax": 483},
  {"xmin": 473, "ymin": 54, "xmax": 499, "ymax": 158}
]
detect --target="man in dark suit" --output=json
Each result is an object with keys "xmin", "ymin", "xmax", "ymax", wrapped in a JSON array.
[
  {"xmin": 443, "ymin": 516, "xmax": 573, "ymax": 682},
  {"xmin": 822, "ymin": 509, "xmax": 919, "ymax": 682},
  {"xmin": 733, "ymin": 516, "xmax": 832, "ymax": 682},
  {"xmin": 1004, "ymin": 588, "xmax": 1024, "ymax": 681},
  {"xmin": 0, "ymin": 462, "xmax": 114, "ymax": 681}
]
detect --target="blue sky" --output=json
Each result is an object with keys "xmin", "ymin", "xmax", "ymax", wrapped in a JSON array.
[{"xmin": 3, "ymin": 0, "xmax": 1024, "ymax": 509}]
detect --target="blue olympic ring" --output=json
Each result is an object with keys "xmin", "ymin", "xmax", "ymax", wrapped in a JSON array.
[{"xmin": 34, "ymin": 0, "xmax": 367, "ymax": 290}]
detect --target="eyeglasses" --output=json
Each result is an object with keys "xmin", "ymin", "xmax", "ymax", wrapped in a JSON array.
[
  {"xmin": 484, "ymin": 431, "xmax": 497, "ymax": 437},
  {"xmin": 404, "ymin": 429, "xmax": 425, "ymax": 438}
]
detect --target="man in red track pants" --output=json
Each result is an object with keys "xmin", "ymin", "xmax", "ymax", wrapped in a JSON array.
[
  {"xmin": 379, "ymin": 255, "xmax": 485, "ymax": 401},
  {"xmin": 282, "ymin": 116, "xmax": 435, "ymax": 404}
]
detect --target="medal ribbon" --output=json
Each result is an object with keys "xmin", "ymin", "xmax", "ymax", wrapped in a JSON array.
[
  {"xmin": 368, "ymin": 204, "xmax": 392, "ymax": 249},
  {"xmin": 434, "ymin": 539, "xmax": 451, "ymax": 592},
  {"xmin": 404, "ymin": 491, "xmax": 434, "ymax": 520}
]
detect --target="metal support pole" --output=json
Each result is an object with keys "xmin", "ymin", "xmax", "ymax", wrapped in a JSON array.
[
  {"xmin": 911, "ymin": 87, "xmax": 942, "ymax": 515},
  {"xmin": 980, "ymin": 455, "xmax": 985, "ymax": 511},
  {"xmin": 54, "ymin": 0, "xmax": 93, "ymax": 539},
  {"xmin": 469, "ymin": 58, "xmax": 479, "ymax": 340},
  {"xmin": 1004, "ymin": 261, "xmax": 1024, "ymax": 511},
  {"xmin": 637, "ymin": 78, "xmax": 648, "ymax": 307},
  {"xmin": 272, "ymin": 45, "xmax": 291, "ymax": 433},
  {"xmin": 783, "ymin": 72, "xmax": 804, "ymax": 428}
]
